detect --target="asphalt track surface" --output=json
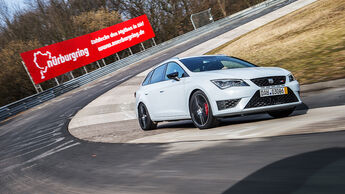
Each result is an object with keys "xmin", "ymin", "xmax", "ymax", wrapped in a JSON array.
[{"xmin": 1, "ymin": 1, "xmax": 345, "ymax": 193}]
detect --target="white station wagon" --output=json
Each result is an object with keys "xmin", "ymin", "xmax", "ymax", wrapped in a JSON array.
[{"xmin": 135, "ymin": 55, "xmax": 302, "ymax": 130}]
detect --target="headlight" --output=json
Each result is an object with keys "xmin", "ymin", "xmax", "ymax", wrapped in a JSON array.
[
  {"xmin": 288, "ymin": 74, "xmax": 296, "ymax": 82},
  {"xmin": 211, "ymin": 79, "xmax": 249, "ymax": 89}
]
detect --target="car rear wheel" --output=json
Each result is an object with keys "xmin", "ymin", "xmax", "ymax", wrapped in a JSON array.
[
  {"xmin": 189, "ymin": 91, "xmax": 218, "ymax": 129},
  {"xmin": 138, "ymin": 103, "xmax": 157, "ymax": 131},
  {"xmin": 268, "ymin": 107, "xmax": 295, "ymax": 118}
]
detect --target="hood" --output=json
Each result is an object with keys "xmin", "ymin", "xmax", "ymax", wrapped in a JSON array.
[{"xmin": 190, "ymin": 67, "xmax": 290, "ymax": 80}]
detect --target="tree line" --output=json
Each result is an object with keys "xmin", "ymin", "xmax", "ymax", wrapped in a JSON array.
[{"xmin": 0, "ymin": 0, "xmax": 264, "ymax": 106}]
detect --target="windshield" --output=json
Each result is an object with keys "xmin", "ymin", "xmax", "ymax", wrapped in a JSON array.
[{"xmin": 180, "ymin": 56, "xmax": 256, "ymax": 72}]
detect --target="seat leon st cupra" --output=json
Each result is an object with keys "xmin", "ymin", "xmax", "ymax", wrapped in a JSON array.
[{"xmin": 135, "ymin": 55, "xmax": 302, "ymax": 130}]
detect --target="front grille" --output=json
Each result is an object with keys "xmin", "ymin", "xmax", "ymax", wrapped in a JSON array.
[
  {"xmin": 251, "ymin": 76, "xmax": 286, "ymax": 87},
  {"xmin": 245, "ymin": 88, "xmax": 298, "ymax": 109},
  {"xmin": 217, "ymin": 99, "xmax": 241, "ymax": 110}
]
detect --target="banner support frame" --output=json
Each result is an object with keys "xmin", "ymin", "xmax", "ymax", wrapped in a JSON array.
[
  {"xmin": 54, "ymin": 77, "xmax": 60, "ymax": 86},
  {"xmin": 96, "ymin": 61, "xmax": 101, "ymax": 68},
  {"xmin": 83, "ymin": 66, "xmax": 88, "ymax": 74},
  {"xmin": 152, "ymin": 38, "xmax": 157, "ymax": 46},
  {"xmin": 102, "ymin": 59, "xmax": 106, "ymax": 66},
  {"xmin": 69, "ymin": 71, "xmax": 75, "ymax": 79},
  {"xmin": 21, "ymin": 61, "xmax": 41, "ymax": 94},
  {"xmin": 128, "ymin": 47, "xmax": 133, "ymax": 55}
]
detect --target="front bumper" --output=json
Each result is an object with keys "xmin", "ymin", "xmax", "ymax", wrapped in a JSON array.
[{"xmin": 206, "ymin": 79, "xmax": 302, "ymax": 117}]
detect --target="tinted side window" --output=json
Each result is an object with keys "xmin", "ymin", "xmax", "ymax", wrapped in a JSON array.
[
  {"xmin": 165, "ymin": 62, "xmax": 188, "ymax": 80},
  {"xmin": 150, "ymin": 64, "xmax": 167, "ymax": 84},
  {"xmin": 142, "ymin": 71, "xmax": 153, "ymax": 86}
]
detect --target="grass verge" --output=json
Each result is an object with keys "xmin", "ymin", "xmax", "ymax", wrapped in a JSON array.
[{"xmin": 206, "ymin": 0, "xmax": 345, "ymax": 84}]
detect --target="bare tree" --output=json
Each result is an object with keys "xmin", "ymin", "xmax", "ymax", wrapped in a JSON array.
[
  {"xmin": 217, "ymin": 0, "xmax": 227, "ymax": 17},
  {"xmin": 0, "ymin": 0, "xmax": 265, "ymax": 106}
]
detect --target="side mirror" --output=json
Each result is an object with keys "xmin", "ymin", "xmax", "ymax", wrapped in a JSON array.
[{"xmin": 167, "ymin": 72, "xmax": 180, "ymax": 81}]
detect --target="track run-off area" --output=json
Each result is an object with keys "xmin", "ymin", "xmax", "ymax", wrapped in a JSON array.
[{"xmin": 1, "ymin": 0, "xmax": 345, "ymax": 193}]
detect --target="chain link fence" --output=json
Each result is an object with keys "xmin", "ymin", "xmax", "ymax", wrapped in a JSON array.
[{"xmin": 190, "ymin": 8, "xmax": 214, "ymax": 30}]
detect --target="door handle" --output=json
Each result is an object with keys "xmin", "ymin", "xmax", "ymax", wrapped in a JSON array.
[
  {"xmin": 160, "ymin": 90, "xmax": 164, "ymax": 93},
  {"xmin": 145, "ymin": 93, "xmax": 148, "ymax": 95}
]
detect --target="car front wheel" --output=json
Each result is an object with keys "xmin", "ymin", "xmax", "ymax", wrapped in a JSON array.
[
  {"xmin": 138, "ymin": 103, "xmax": 157, "ymax": 131},
  {"xmin": 189, "ymin": 90, "xmax": 218, "ymax": 129}
]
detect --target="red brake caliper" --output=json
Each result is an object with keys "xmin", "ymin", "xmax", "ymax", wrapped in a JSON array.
[{"xmin": 204, "ymin": 103, "xmax": 209, "ymax": 115}]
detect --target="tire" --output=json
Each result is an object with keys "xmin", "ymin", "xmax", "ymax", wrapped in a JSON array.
[
  {"xmin": 138, "ymin": 103, "xmax": 157, "ymax": 131},
  {"xmin": 268, "ymin": 107, "xmax": 295, "ymax": 118},
  {"xmin": 189, "ymin": 90, "xmax": 218, "ymax": 129}
]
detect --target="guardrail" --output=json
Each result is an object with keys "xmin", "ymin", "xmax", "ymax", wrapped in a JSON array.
[{"xmin": 0, "ymin": 0, "xmax": 293, "ymax": 121}]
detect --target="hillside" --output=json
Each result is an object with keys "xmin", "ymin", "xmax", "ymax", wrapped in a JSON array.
[{"xmin": 207, "ymin": 0, "xmax": 345, "ymax": 84}]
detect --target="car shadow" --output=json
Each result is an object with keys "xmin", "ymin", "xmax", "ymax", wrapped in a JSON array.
[
  {"xmin": 157, "ymin": 103, "xmax": 309, "ymax": 130},
  {"xmin": 222, "ymin": 147, "xmax": 345, "ymax": 194},
  {"xmin": 157, "ymin": 120, "xmax": 196, "ymax": 129},
  {"xmin": 295, "ymin": 102, "xmax": 309, "ymax": 114}
]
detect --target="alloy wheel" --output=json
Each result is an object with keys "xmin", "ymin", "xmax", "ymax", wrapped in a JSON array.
[{"xmin": 191, "ymin": 94, "xmax": 209, "ymax": 127}]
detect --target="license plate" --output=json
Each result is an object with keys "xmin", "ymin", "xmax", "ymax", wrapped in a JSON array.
[{"xmin": 260, "ymin": 87, "xmax": 288, "ymax": 97}]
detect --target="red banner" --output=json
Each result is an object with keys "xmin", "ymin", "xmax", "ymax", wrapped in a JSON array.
[{"xmin": 20, "ymin": 15, "xmax": 155, "ymax": 84}]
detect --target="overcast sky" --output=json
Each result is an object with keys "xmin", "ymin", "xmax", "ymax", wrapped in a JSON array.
[{"xmin": 3, "ymin": 0, "xmax": 28, "ymax": 14}]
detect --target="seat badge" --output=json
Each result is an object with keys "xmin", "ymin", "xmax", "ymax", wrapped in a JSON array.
[{"xmin": 268, "ymin": 78, "xmax": 274, "ymax": 84}]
